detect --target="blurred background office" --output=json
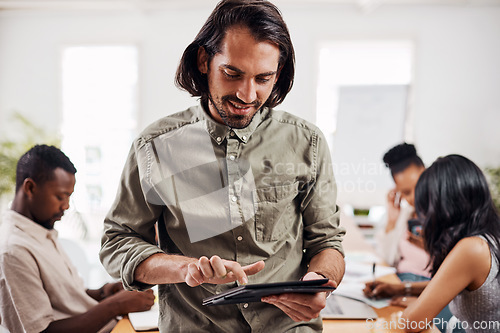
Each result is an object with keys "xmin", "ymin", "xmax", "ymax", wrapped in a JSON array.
[{"xmin": 0, "ymin": 0, "xmax": 499, "ymax": 287}]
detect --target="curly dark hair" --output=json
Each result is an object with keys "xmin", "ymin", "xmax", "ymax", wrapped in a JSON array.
[
  {"xmin": 383, "ymin": 142, "xmax": 424, "ymax": 176},
  {"xmin": 16, "ymin": 144, "xmax": 76, "ymax": 192},
  {"xmin": 415, "ymin": 154, "xmax": 500, "ymax": 277},
  {"xmin": 175, "ymin": 0, "xmax": 294, "ymax": 108}
]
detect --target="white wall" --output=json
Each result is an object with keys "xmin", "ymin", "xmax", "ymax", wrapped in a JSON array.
[
  {"xmin": 0, "ymin": 6, "xmax": 216, "ymax": 133},
  {"xmin": 1, "ymin": 3, "xmax": 500, "ymax": 206},
  {"xmin": 279, "ymin": 4, "xmax": 500, "ymax": 169},
  {"xmin": 279, "ymin": 3, "xmax": 500, "ymax": 206}
]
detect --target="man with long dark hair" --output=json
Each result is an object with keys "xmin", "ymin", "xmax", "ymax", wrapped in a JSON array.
[{"xmin": 100, "ymin": 1, "xmax": 345, "ymax": 331}]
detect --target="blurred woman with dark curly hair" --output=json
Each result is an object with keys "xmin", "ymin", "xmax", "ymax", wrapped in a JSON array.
[{"xmin": 376, "ymin": 143, "xmax": 430, "ymax": 280}]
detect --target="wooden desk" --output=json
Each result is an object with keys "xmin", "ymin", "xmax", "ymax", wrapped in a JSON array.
[
  {"xmin": 113, "ymin": 292, "xmax": 438, "ymax": 333},
  {"xmin": 112, "ymin": 214, "xmax": 438, "ymax": 333}
]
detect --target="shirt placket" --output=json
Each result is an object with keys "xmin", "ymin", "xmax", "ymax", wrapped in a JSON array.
[
  {"xmin": 226, "ymin": 130, "xmax": 242, "ymax": 229},
  {"xmin": 226, "ymin": 130, "xmax": 258, "ymax": 326}
]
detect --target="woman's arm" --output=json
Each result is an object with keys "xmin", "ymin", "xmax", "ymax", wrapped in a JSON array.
[
  {"xmin": 375, "ymin": 203, "xmax": 413, "ymax": 266},
  {"xmin": 402, "ymin": 237, "xmax": 491, "ymax": 332},
  {"xmin": 364, "ymin": 280, "xmax": 428, "ymax": 298}
]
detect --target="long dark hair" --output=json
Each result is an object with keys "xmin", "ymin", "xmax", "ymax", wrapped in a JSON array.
[
  {"xmin": 175, "ymin": 0, "xmax": 295, "ymax": 108},
  {"xmin": 415, "ymin": 154, "xmax": 500, "ymax": 277}
]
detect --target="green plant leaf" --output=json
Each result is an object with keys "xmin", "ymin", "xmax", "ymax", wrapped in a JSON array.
[{"xmin": 0, "ymin": 111, "xmax": 61, "ymax": 196}]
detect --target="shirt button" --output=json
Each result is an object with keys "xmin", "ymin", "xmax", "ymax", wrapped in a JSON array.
[
  {"xmin": 216, "ymin": 136, "xmax": 222, "ymax": 143},
  {"xmin": 237, "ymin": 236, "xmax": 243, "ymax": 241},
  {"xmin": 242, "ymin": 135, "xmax": 247, "ymax": 141},
  {"xmin": 231, "ymin": 196, "xmax": 237, "ymax": 202},
  {"xmin": 243, "ymin": 303, "xmax": 249, "ymax": 309},
  {"xmin": 230, "ymin": 131, "xmax": 235, "ymax": 137},
  {"xmin": 229, "ymin": 155, "xmax": 235, "ymax": 161}
]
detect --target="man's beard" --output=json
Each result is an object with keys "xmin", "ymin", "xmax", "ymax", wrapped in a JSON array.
[
  {"xmin": 36, "ymin": 218, "xmax": 56, "ymax": 230},
  {"xmin": 35, "ymin": 213, "xmax": 63, "ymax": 230},
  {"xmin": 208, "ymin": 94, "xmax": 262, "ymax": 129}
]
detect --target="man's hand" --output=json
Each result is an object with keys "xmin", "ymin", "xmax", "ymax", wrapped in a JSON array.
[
  {"xmin": 99, "ymin": 282, "xmax": 123, "ymax": 299},
  {"xmin": 261, "ymin": 272, "xmax": 337, "ymax": 322},
  {"xmin": 185, "ymin": 255, "xmax": 265, "ymax": 287},
  {"xmin": 105, "ymin": 289, "xmax": 155, "ymax": 315}
]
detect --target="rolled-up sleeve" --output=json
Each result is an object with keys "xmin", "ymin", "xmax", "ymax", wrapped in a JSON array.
[
  {"xmin": 99, "ymin": 142, "xmax": 164, "ymax": 291},
  {"xmin": 301, "ymin": 130, "xmax": 345, "ymax": 262}
]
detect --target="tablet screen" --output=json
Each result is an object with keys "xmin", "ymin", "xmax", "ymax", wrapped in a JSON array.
[{"xmin": 202, "ymin": 279, "xmax": 335, "ymax": 306}]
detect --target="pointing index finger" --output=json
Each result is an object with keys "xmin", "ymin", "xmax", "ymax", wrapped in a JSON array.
[{"xmin": 220, "ymin": 259, "xmax": 248, "ymax": 285}]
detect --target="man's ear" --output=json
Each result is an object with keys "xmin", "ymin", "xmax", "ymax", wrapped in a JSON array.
[
  {"xmin": 197, "ymin": 47, "xmax": 209, "ymax": 74},
  {"xmin": 23, "ymin": 178, "xmax": 36, "ymax": 198}
]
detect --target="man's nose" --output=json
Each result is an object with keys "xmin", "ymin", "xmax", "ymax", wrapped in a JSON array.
[
  {"xmin": 235, "ymin": 79, "xmax": 257, "ymax": 104},
  {"xmin": 62, "ymin": 198, "xmax": 70, "ymax": 211}
]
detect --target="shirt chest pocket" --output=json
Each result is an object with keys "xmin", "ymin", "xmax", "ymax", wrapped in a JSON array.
[{"xmin": 253, "ymin": 182, "xmax": 300, "ymax": 242}]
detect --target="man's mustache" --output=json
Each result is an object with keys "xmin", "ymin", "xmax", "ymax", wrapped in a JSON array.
[{"xmin": 222, "ymin": 96, "xmax": 261, "ymax": 108}]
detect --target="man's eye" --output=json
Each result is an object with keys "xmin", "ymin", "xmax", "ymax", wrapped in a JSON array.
[
  {"xmin": 256, "ymin": 77, "xmax": 271, "ymax": 84},
  {"xmin": 223, "ymin": 71, "xmax": 239, "ymax": 79}
]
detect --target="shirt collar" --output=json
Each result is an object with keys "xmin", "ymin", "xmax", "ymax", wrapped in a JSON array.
[
  {"xmin": 196, "ymin": 103, "xmax": 268, "ymax": 145},
  {"xmin": 5, "ymin": 210, "xmax": 59, "ymax": 242}
]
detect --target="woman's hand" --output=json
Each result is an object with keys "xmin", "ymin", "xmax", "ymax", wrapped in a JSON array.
[
  {"xmin": 363, "ymin": 280, "xmax": 404, "ymax": 299},
  {"xmin": 407, "ymin": 232, "xmax": 425, "ymax": 250},
  {"xmin": 386, "ymin": 189, "xmax": 401, "ymax": 233},
  {"xmin": 391, "ymin": 295, "xmax": 417, "ymax": 308}
]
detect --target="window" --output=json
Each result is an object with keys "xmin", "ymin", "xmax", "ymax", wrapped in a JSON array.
[{"xmin": 59, "ymin": 45, "xmax": 138, "ymax": 286}]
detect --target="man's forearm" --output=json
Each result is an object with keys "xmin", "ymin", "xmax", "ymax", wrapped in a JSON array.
[
  {"xmin": 43, "ymin": 301, "xmax": 118, "ymax": 333},
  {"xmin": 307, "ymin": 248, "xmax": 345, "ymax": 285},
  {"xmin": 134, "ymin": 253, "xmax": 197, "ymax": 285}
]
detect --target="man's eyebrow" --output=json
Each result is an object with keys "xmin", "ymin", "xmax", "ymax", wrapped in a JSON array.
[
  {"xmin": 257, "ymin": 71, "xmax": 278, "ymax": 77},
  {"xmin": 221, "ymin": 64, "xmax": 277, "ymax": 76},
  {"xmin": 221, "ymin": 64, "xmax": 244, "ymax": 74}
]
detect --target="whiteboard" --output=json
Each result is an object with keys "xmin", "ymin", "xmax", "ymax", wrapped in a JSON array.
[{"xmin": 331, "ymin": 85, "xmax": 409, "ymax": 208}]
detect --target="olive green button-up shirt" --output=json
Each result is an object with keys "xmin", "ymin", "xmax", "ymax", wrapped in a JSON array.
[{"xmin": 100, "ymin": 104, "xmax": 345, "ymax": 333}]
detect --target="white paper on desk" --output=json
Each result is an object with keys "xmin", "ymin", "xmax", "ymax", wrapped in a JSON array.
[
  {"xmin": 335, "ymin": 282, "xmax": 390, "ymax": 309},
  {"xmin": 343, "ymin": 261, "xmax": 396, "ymax": 283},
  {"xmin": 344, "ymin": 251, "xmax": 382, "ymax": 264},
  {"xmin": 128, "ymin": 307, "xmax": 159, "ymax": 331}
]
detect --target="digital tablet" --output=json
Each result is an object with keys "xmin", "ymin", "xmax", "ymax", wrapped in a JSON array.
[{"xmin": 202, "ymin": 279, "xmax": 335, "ymax": 306}]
